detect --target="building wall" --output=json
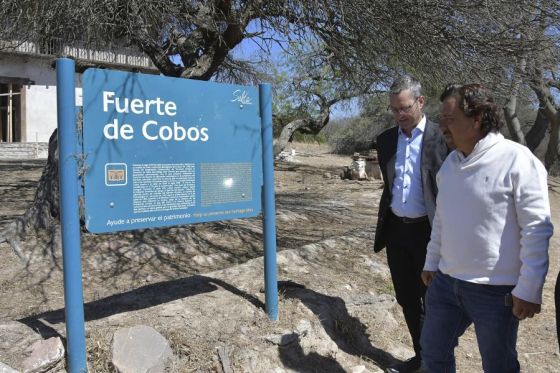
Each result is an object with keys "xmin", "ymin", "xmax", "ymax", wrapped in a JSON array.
[
  {"xmin": 24, "ymin": 85, "xmax": 83, "ymax": 142},
  {"xmin": 0, "ymin": 54, "xmax": 83, "ymax": 142},
  {"xmin": 1, "ymin": 51, "xmax": 157, "ymax": 144},
  {"xmin": 0, "ymin": 54, "xmax": 58, "ymax": 86}
]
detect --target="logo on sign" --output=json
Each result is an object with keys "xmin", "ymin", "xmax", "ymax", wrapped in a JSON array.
[
  {"xmin": 231, "ymin": 90, "xmax": 252, "ymax": 105},
  {"xmin": 105, "ymin": 163, "xmax": 127, "ymax": 186}
]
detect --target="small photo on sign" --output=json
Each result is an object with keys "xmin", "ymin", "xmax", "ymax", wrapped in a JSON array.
[{"xmin": 105, "ymin": 163, "xmax": 127, "ymax": 186}]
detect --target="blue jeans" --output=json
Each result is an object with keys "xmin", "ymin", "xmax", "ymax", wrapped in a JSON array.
[{"xmin": 421, "ymin": 271, "xmax": 520, "ymax": 373}]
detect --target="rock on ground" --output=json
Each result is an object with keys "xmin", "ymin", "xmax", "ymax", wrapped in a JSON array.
[{"xmin": 111, "ymin": 325, "xmax": 172, "ymax": 373}]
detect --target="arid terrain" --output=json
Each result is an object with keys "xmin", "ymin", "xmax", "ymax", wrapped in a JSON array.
[{"xmin": 0, "ymin": 143, "xmax": 559, "ymax": 372}]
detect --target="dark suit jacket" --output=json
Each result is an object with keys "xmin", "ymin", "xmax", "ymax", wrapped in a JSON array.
[{"xmin": 373, "ymin": 119, "xmax": 448, "ymax": 252}]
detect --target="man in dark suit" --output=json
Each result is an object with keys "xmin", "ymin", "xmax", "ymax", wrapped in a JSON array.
[{"xmin": 374, "ymin": 76, "xmax": 448, "ymax": 373}]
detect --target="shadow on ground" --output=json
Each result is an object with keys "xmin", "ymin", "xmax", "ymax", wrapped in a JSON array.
[
  {"xmin": 19, "ymin": 275, "xmax": 263, "ymax": 339},
  {"xmin": 278, "ymin": 280, "xmax": 398, "ymax": 371}
]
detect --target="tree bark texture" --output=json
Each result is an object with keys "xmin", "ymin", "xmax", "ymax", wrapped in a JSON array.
[
  {"xmin": 503, "ymin": 97, "xmax": 526, "ymax": 145},
  {"xmin": 273, "ymin": 105, "xmax": 330, "ymax": 158},
  {"xmin": 526, "ymin": 110, "xmax": 549, "ymax": 152},
  {"xmin": 0, "ymin": 130, "xmax": 60, "ymax": 261},
  {"xmin": 530, "ymin": 71, "xmax": 560, "ymax": 171}
]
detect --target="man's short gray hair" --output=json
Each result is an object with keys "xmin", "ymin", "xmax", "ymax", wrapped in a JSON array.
[{"xmin": 389, "ymin": 75, "xmax": 422, "ymax": 99}]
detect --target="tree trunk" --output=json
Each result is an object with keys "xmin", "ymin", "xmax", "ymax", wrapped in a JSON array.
[
  {"xmin": 22, "ymin": 130, "xmax": 61, "ymax": 230},
  {"xmin": 273, "ymin": 119, "xmax": 311, "ymax": 157},
  {"xmin": 503, "ymin": 95, "xmax": 526, "ymax": 145},
  {"xmin": 545, "ymin": 115, "xmax": 560, "ymax": 171},
  {"xmin": 0, "ymin": 130, "xmax": 60, "ymax": 261},
  {"xmin": 530, "ymin": 67, "xmax": 559, "ymax": 171},
  {"xmin": 274, "ymin": 104, "xmax": 331, "ymax": 157},
  {"xmin": 525, "ymin": 110, "xmax": 549, "ymax": 152},
  {"xmin": 503, "ymin": 57, "xmax": 527, "ymax": 145}
]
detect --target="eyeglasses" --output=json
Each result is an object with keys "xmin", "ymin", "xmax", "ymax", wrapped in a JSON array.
[{"xmin": 388, "ymin": 97, "xmax": 419, "ymax": 115}]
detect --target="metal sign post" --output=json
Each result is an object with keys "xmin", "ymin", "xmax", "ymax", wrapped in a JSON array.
[
  {"xmin": 56, "ymin": 58, "xmax": 88, "ymax": 372},
  {"xmin": 259, "ymin": 84, "xmax": 278, "ymax": 320}
]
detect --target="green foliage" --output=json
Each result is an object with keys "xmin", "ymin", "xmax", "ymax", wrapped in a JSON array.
[
  {"xmin": 273, "ymin": 103, "xmax": 327, "ymax": 143},
  {"xmin": 325, "ymin": 113, "xmax": 392, "ymax": 155},
  {"xmin": 324, "ymin": 93, "xmax": 397, "ymax": 155},
  {"xmin": 267, "ymin": 39, "xmax": 381, "ymax": 155},
  {"xmin": 291, "ymin": 131, "xmax": 327, "ymax": 144}
]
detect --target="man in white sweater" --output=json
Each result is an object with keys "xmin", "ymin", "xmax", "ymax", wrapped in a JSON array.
[{"xmin": 420, "ymin": 84, "xmax": 553, "ymax": 373}]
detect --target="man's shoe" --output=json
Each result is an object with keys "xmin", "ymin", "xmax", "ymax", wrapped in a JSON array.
[{"xmin": 385, "ymin": 355, "xmax": 422, "ymax": 373}]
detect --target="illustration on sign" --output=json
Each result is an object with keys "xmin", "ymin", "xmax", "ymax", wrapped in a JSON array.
[
  {"xmin": 105, "ymin": 163, "xmax": 127, "ymax": 186},
  {"xmin": 82, "ymin": 69, "xmax": 263, "ymax": 233}
]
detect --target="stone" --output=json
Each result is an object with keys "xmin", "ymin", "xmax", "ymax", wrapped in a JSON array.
[
  {"xmin": 22, "ymin": 337, "xmax": 64, "ymax": 373},
  {"xmin": 111, "ymin": 325, "xmax": 172, "ymax": 373},
  {"xmin": 295, "ymin": 319, "xmax": 311, "ymax": 337},
  {"xmin": 0, "ymin": 362, "xmax": 18, "ymax": 373},
  {"xmin": 264, "ymin": 331, "xmax": 299, "ymax": 346},
  {"xmin": 276, "ymin": 149, "xmax": 298, "ymax": 162},
  {"xmin": 0, "ymin": 321, "xmax": 44, "ymax": 369},
  {"xmin": 350, "ymin": 365, "xmax": 366, "ymax": 373}
]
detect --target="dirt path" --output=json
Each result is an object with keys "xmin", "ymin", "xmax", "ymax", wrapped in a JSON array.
[{"xmin": 0, "ymin": 145, "xmax": 559, "ymax": 372}]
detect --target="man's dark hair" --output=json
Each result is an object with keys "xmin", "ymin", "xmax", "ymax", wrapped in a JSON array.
[{"xmin": 440, "ymin": 83, "xmax": 503, "ymax": 135}]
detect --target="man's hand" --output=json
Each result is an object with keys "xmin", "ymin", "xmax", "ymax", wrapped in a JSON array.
[
  {"xmin": 421, "ymin": 271, "xmax": 436, "ymax": 286},
  {"xmin": 512, "ymin": 295, "xmax": 541, "ymax": 320}
]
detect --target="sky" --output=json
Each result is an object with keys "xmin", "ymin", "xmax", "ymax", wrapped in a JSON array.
[
  {"xmin": 169, "ymin": 21, "xmax": 361, "ymax": 120},
  {"xmin": 232, "ymin": 32, "xmax": 360, "ymax": 120}
]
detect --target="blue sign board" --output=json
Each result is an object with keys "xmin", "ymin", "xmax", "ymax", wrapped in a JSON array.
[{"xmin": 82, "ymin": 69, "xmax": 263, "ymax": 233}]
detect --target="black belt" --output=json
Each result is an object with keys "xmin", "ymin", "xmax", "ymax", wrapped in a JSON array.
[{"xmin": 389, "ymin": 210, "xmax": 428, "ymax": 224}]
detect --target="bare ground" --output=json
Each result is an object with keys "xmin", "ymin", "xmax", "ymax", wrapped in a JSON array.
[{"xmin": 0, "ymin": 142, "xmax": 558, "ymax": 372}]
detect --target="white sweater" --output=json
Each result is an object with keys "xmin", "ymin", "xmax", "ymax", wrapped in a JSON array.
[{"xmin": 424, "ymin": 132, "xmax": 553, "ymax": 304}]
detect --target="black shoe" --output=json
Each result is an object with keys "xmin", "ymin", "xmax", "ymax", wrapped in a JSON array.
[{"xmin": 385, "ymin": 355, "xmax": 422, "ymax": 373}]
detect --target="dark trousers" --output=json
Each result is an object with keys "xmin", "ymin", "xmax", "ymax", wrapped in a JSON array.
[
  {"xmin": 556, "ymin": 271, "xmax": 560, "ymax": 351},
  {"xmin": 385, "ymin": 211, "xmax": 431, "ymax": 355}
]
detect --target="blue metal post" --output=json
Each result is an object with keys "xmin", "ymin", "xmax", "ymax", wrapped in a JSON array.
[
  {"xmin": 56, "ymin": 58, "xmax": 88, "ymax": 372},
  {"xmin": 259, "ymin": 83, "xmax": 279, "ymax": 321}
]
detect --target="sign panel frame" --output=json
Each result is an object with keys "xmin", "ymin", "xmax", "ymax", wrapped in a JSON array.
[{"xmin": 82, "ymin": 68, "xmax": 264, "ymax": 233}]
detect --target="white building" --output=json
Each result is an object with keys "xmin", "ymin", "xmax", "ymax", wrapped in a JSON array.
[{"xmin": 0, "ymin": 38, "xmax": 158, "ymax": 145}]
